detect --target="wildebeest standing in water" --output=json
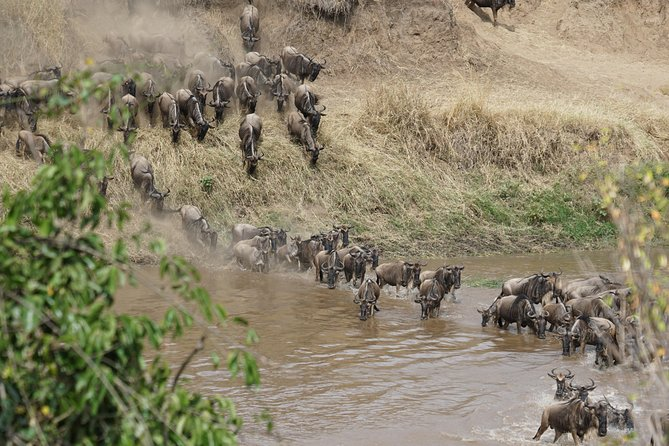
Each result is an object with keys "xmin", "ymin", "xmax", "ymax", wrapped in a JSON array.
[
  {"xmin": 533, "ymin": 397, "xmax": 608, "ymax": 445},
  {"xmin": 240, "ymin": 1, "xmax": 260, "ymax": 50},
  {"xmin": 465, "ymin": 0, "xmax": 515, "ymax": 26},
  {"xmin": 238, "ymin": 113, "xmax": 264, "ymax": 175},
  {"xmin": 354, "ymin": 278, "xmax": 381, "ymax": 321}
]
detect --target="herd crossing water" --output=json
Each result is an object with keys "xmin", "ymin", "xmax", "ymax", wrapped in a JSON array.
[{"xmin": 117, "ymin": 249, "xmax": 649, "ymax": 445}]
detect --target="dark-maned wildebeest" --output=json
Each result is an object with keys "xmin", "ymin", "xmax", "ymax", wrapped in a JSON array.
[
  {"xmin": 240, "ymin": 2, "xmax": 260, "ymax": 50},
  {"xmin": 175, "ymin": 205, "xmax": 218, "ymax": 251},
  {"xmin": 157, "ymin": 92, "xmax": 184, "ymax": 143},
  {"xmin": 600, "ymin": 397, "xmax": 634, "ymax": 431},
  {"xmin": 271, "ymin": 73, "xmax": 294, "ymax": 112},
  {"xmin": 15, "ymin": 130, "xmax": 50, "ymax": 164},
  {"xmin": 465, "ymin": 0, "xmax": 515, "ymax": 26},
  {"xmin": 564, "ymin": 282, "xmax": 625, "ymax": 301},
  {"xmin": 533, "ymin": 397, "xmax": 608, "ymax": 444},
  {"xmin": 3, "ymin": 87, "xmax": 36, "ymax": 132},
  {"xmin": 234, "ymin": 244, "xmax": 264, "ymax": 272},
  {"xmin": 296, "ymin": 235, "xmax": 322, "ymax": 271},
  {"xmin": 234, "ymin": 235, "xmax": 271, "ymax": 272},
  {"xmin": 499, "ymin": 273, "xmax": 555, "ymax": 305},
  {"xmin": 415, "ymin": 267, "xmax": 451, "ymax": 319},
  {"xmin": 134, "ymin": 72, "xmax": 158, "ymax": 126},
  {"xmin": 286, "ymin": 111, "xmax": 324, "ymax": 165},
  {"xmin": 276, "ymin": 236, "xmax": 300, "ymax": 268},
  {"xmin": 175, "ymin": 88, "xmax": 212, "ymax": 142},
  {"xmin": 238, "ymin": 113, "xmax": 264, "ymax": 175},
  {"xmin": 375, "ymin": 261, "xmax": 414, "ymax": 296},
  {"xmin": 129, "ymin": 153, "xmax": 170, "ymax": 213},
  {"xmin": 236, "ymin": 76, "xmax": 261, "ymax": 114},
  {"xmin": 477, "ymin": 298, "xmax": 500, "ymax": 327},
  {"xmin": 420, "ymin": 265, "xmax": 464, "ymax": 300},
  {"xmin": 547, "ymin": 368, "xmax": 575, "ymax": 401},
  {"xmin": 245, "ymin": 51, "xmax": 280, "ymax": 78},
  {"xmin": 294, "ymin": 84, "xmax": 326, "ymax": 139},
  {"xmin": 354, "ymin": 278, "xmax": 381, "ymax": 321},
  {"xmin": 314, "ymin": 249, "xmax": 345, "ymax": 289},
  {"xmin": 567, "ymin": 297, "xmax": 619, "ymax": 324},
  {"xmin": 567, "ymin": 379, "xmax": 597, "ymax": 403},
  {"xmin": 208, "ymin": 77, "xmax": 235, "ymax": 123},
  {"xmin": 187, "ymin": 69, "xmax": 209, "ymax": 114},
  {"xmin": 568, "ymin": 316, "xmax": 622, "ymax": 365},
  {"xmin": 280, "ymin": 46, "xmax": 326, "ymax": 84},
  {"xmin": 543, "ymin": 301, "xmax": 572, "ymax": 331},
  {"xmin": 494, "ymin": 294, "xmax": 546, "ymax": 338},
  {"xmin": 342, "ymin": 247, "xmax": 371, "ymax": 287}
]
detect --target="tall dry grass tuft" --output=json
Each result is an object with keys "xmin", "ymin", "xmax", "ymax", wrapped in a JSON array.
[{"xmin": 289, "ymin": 0, "xmax": 356, "ymax": 21}]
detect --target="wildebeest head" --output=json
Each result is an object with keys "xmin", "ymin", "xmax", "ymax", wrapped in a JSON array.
[
  {"xmin": 353, "ymin": 279, "xmax": 377, "ymax": 321},
  {"xmin": 547, "ymin": 368, "xmax": 574, "ymax": 400},
  {"xmin": 602, "ymin": 397, "xmax": 634, "ymax": 431},
  {"xmin": 196, "ymin": 119, "xmax": 212, "ymax": 142},
  {"xmin": 569, "ymin": 379, "xmax": 596, "ymax": 402},
  {"xmin": 507, "ymin": 0, "xmax": 516, "ymax": 8},
  {"xmin": 477, "ymin": 302, "xmax": 496, "ymax": 327},
  {"xmin": 528, "ymin": 308, "xmax": 547, "ymax": 339},
  {"xmin": 122, "ymin": 77, "xmax": 137, "ymax": 96},
  {"xmin": 450, "ymin": 265, "xmax": 464, "ymax": 290},
  {"xmin": 307, "ymin": 104, "xmax": 326, "ymax": 138},
  {"xmin": 149, "ymin": 188, "xmax": 170, "ymax": 214},
  {"xmin": 307, "ymin": 58, "xmax": 325, "ymax": 82},
  {"xmin": 411, "ymin": 262, "xmax": 426, "ymax": 288},
  {"xmin": 585, "ymin": 399, "xmax": 608, "ymax": 437},
  {"xmin": 273, "ymin": 228, "xmax": 288, "ymax": 247},
  {"xmin": 321, "ymin": 250, "xmax": 344, "ymax": 289}
]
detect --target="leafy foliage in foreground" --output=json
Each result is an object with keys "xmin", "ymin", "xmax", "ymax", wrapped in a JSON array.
[{"xmin": 0, "ymin": 146, "xmax": 259, "ymax": 445}]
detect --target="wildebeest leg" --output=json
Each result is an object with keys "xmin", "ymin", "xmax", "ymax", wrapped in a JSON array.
[{"xmin": 532, "ymin": 418, "xmax": 548, "ymax": 440}]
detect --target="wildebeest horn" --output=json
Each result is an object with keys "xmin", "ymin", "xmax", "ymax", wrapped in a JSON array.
[
  {"xmin": 565, "ymin": 369, "xmax": 573, "ymax": 379},
  {"xmin": 321, "ymin": 58, "xmax": 327, "ymax": 66},
  {"xmin": 548, "ymin": 368, "xmax": 557, "ymax": 378},
  {"xmin": 163, "ymin": 188, "xmax": 171, "ymax": 198},
  {"xmin": 353, "ymin": 298, "xmax": 360, "ymax": 304},
  {"xmin": 258, "ymin": 153, "xmax": 264, "ymax": 160}
]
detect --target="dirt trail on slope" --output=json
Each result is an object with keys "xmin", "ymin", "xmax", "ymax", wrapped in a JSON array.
[{"xmin": 449, "ymin": 0, "xmax": 669, "ymax": 112}]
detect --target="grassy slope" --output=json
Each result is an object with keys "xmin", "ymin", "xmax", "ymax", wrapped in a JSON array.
[{"xmin": 1, "ymin": 0, "xmax": 668, "ymax": 260}]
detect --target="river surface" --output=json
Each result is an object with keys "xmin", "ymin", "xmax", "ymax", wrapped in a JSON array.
[{"xmin": 116, "ymin": 249, "xmax": 654, "ymax": 445}]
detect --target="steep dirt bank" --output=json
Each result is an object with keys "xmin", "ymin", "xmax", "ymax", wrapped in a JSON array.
[{"xmin": 1, "ymin": 0, "xmax": 667, "ymax": 260}]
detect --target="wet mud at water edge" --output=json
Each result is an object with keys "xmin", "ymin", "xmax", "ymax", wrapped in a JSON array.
[{"xmin": 116, "ymin": 250, "xmax": 654, "ymax": 445}]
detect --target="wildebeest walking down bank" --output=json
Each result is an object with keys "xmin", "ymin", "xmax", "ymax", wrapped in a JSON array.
[
  {"xmin": 280, "ymin": 46, "xmax": 326, "ymax": 84},
  {"xmin": 238, "ymin": 113, "xmax": 264, "ymax": 175},
  {"xmin": 129, "ymin": 152, "xmax": 170, "ymax": 213},
  {"xmin": 157, "ymin": 92, "xmax": 184, "ymax": 143},
  {"xmin": 173, "ymin": 205, "xmax": 218, "ymax": 251},
  {"xmin": 286, "ymin": 111, "xmax": 324, "ymax": 165},
  {"xmin": 236, "ymin": 76, "xmax": 261, "ymax": 114},
  {"xmin": 465, "ymin": 0, "xmax": 516, "ymax": 26},
  {"xmin": 208, "ymin": 77, "xmax": 235, "ymax": 123},
  {"xmin": 175, "ymin": 88, "xmax": 213, "ymax": 142},
  {"xmin": 240, "ymin": 1, "xmax": 260, "ymax": 50},
  {"xmin": 294, "ymin": 84, "xmax": 326, "ymax": 139},
  {"xmin": 15, "ymin": 130, "xmax": 51, "ymax": 164}
]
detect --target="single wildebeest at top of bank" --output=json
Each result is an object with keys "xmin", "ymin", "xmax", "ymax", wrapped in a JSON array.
[
  {"xmin": 240, "ymin": 1, "xmax": 260, "ymax": 50},
  {"xmin": 465, "ymin": 0, "xmax": 516, "ymax": 26},
  {"xmin": 280, "ymin": 46, "xmax": 326, "ymax": 84}
]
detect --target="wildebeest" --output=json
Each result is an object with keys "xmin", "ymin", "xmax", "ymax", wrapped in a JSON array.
[
  {"xmin": 354, "ymin": 278, "xmax": 381, "ymax": 321},
  {"xmin": 420, "ymin": 265, "xmax": 464, "ymax": 301},
  {"xmin": 98, "ymin": 175, "xmax": 114, "ymax": 197},
  {"xmin": 465, "ymin": 0, "xmax": 516, "ymax": 26},
  {"xmin": 296, "ymin": 235, "xmax": 322, "ymax": 271},
  {"xmin": 175, "ymin": 205, "xmax": 218, "ymax": 251},
  {"xmin": 650, "ymin": 410, "xmax": 669, "ymax": 446},
  {"xmin": 494, "ymin": 294, "xmax": 546, "ymax": 338},
  {"xmin": 187, "ymin": 69, "xmax": 209, "ymax": 114},
  {"xmin": 234, "ymin": 235, "xmax": 272, "ymax": 272},
  {"xmin": 240, "ymin": 2, "xmax": 260, "ymax": 50},
  {"xmin": 245, "ymin": 52, "xmax": 280, "ymax": 78},
  {"xmin": 236, "ymin": 76, "xmax": 261, "ymax": 114},
  {"xmin": 208, "ymin": 77, "xmax": 235, "ymax": 123},
  {"xmin": 2, "ymin": 87, "xmax": 36, "ymax": 132},
  {"xmin": 342, "ymin": 247, "xmax": 371, "ymax": 287},
  {"xmin": 375, "ymin": 261, "xmax": 414, "ymax": 295},
  {"xmin": 499, "ymin": 273, "xmax": 555, "ymax": 305},
  {"xmin": 567, "ymin": 379, "xmax": 597, "ymax": 403},
  {"xmin": 157, "ymin": 92, "xmax": 184, "ymax": 143},
  {"xmin": 230, "ymin": 223, "xmax": 273, "ymax": 246},
  {"xmin": 238, "ymin": 113, "xmax": 264, "ymax": 175},
  {"xmin": 533, "ymin": 397, "xmax": 608, "ymax": 444},
  {"xmin": 314, "ymin": 249, "xmax": 344, "ymax": 289},
  {"xmin": 567, "ymin": 297, "xmax": 618, "ymax": 323},
  {"xmin": 129, "ymin": 153, "xmax": 170, "ymax": 212},
  {"xmin": 415, "ymin": 267, "xmax": 451, "ymax": 319},
  {"xmin": 126, "ymin": 31, "xmax": 185, "ymax": 58},
  {"xmin": 280, "ymin": 46, "xmax": 326, "ymax": 84},
  {"xmin": 286, "ymin": 111, "xmax": 324, "ymax": 165},
  {"xmin": 233, "ymin": 243, "xmax": 265, "ymax": 272},
  {"xmin": 130, "ymin": 72, "xmax": 158, "ymax": 126},
  {"xmin": 542, "ymin": 301, "xmax": 572, "ymax": 331},
  {"xmin": 117, "ymin": 93, "xmax": 139, "ymax": 144},
  {"xmin": 15, "ymin": 130, "xmax": 50, "ymax": 164},
  {"xmin": 276, "ymin": 236, "xmax": 300, "ymax": 267},
  {"xmin": 294, "ymin": 84, "xmax": 326, "ymax": 139},
  {"xmin": 566, "ymin": 316, "xmax": 622, "ymax": 366},
  {"xmin": 477, "ymin": 298, "xmax": 499, "ymax": 327},
  {"xmin": 547, "ymin": 368, "xmax": 574, "ymax": 401},
  {"xmin": 175, "ymin": 88, "xmax": 212, "ymax": 142},
  {"xmin": 565, "ymin": 282, "xmax": 625, "ymax": 301},
  {"xmin": 271, "ymin": 73, "xmax": 294, "ymax": 112},
  {"xmin": 19, "ymin": 79, "xmax": 60, "ymax": 108},
  {"xmin": 193, "ymin": 52, "xmax": 235, "ymax": 83},
  {"xmin": 600, "ymin": 397, "xmax": 634, "ymax": 431}
]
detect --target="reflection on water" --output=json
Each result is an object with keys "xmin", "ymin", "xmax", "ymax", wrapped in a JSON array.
[{"xmin": 116, "ymin": 249, "xmax": 648, "ymax": 445}]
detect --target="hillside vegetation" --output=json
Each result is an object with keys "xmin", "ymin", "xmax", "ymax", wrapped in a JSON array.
[{"xmin": 1, "ymin": 0, "xmax": 668, "ymax": 260}]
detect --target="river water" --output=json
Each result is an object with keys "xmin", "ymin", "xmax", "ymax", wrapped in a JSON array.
[{"xmin": 116, "ymin": 249, "xmax": 654, "ymax": 445}]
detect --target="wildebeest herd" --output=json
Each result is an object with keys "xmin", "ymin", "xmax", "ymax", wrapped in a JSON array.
[{"xmin": 1, "ymin": 0, "xmax": 667, "ymax": 443}]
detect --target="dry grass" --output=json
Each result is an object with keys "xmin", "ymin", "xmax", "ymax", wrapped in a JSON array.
[{"xmin": 289, "ymin": 0, "xmax": 356, "ymax": 21}]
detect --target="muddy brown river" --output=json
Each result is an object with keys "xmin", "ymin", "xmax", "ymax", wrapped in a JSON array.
[{"xmin": 117, "ymin": 249, "xmax": 655, "ymax": 445}]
